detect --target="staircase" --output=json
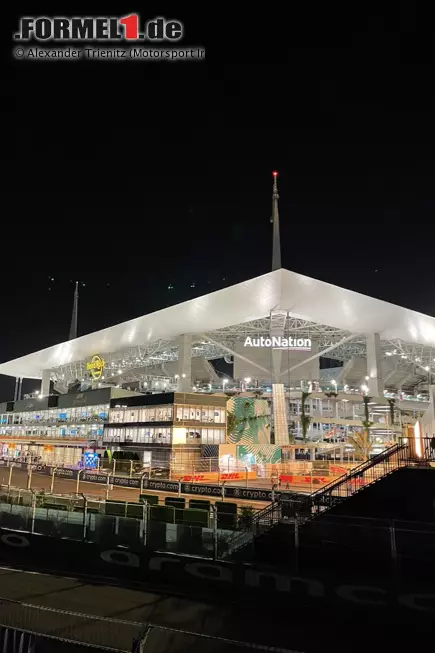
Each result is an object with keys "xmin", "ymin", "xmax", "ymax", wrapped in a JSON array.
[
  {"xmin": 225, "ymin": 442, "xmax": 411, "ymax": 560},
  {"xmin": 308, "ymin": 441, "xmax": 408, "ymax": 516}
]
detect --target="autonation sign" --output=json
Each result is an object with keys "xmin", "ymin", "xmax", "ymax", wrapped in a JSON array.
[{"xmin": 244, "ymin": 336, "xmax": 312, "ymax": 351}]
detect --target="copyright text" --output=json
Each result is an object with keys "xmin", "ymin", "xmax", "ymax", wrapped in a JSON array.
[{"xmin": 13, "ymin": 46, "xmax": 205, "ymax": 61}]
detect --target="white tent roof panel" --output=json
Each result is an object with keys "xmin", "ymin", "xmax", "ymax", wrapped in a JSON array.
[{"xmin": 1, "ymin": 268, "xmax": 434, "ymax": 379}]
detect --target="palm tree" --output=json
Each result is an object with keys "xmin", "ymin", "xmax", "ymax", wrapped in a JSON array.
[
  {"xmin": 300, "ymin": 391, "xmax": 311, "ymax": 442},
  {"xmin": 362, "ymin": 395, "xmax": 374, "ymax": 440},
  {"xmin": 387, "ymin": 398, "xmax": 396, "ymax": 441},
  {"xmin": 226, "ymin": 412, "xmax": 239, "ymax": 438},
  {"xmin": 347, "ymin": 430, "xmax": 372, "ymax": 461}
]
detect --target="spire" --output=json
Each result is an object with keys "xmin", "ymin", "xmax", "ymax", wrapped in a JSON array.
[
  {"xmin": 69, "ymin": 281, "xmax": 79, "ymax": 340},
  {"xmin": 271, "ymin": 171, "xmax": 281, "ymax": 271}
]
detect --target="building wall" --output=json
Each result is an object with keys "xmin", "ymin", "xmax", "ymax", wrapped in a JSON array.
[{"xmin": 104, "ymin": 392, "xmax": 228, "ymax": 467}]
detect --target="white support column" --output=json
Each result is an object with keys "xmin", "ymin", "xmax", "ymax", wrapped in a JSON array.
[
  {"xmin": 272, "ymin": 383, "xmax": 288, "ymax": 445},
  {"xmin": 270, "ymin": 311, "xmax": 288, "ymax": 445},
  {"xmin": 41, "ymin": 370, "xmax": 51, "ymax": 397},
  {"xmin": 366, "ymin": 333, "xmax": 383, "ymax": 397},
  {"xmin": 13, "ymin": 377, "xmax": 19, "ymax": 401},
  {"xmin": 177, "ymin": 335, "xmax": 192, "ymax": 392},
  {"xmin": 420, "ymin": 385, "xmax": 435, "ymax": 437}
]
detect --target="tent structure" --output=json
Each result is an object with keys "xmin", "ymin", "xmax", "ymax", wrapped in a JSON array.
[{"xmin": 0, "ymin": 268, "xmax": 434, "ymax": 398}]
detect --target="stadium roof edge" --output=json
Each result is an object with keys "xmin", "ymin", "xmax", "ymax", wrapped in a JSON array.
[{"xmin": 1, "ymin": 268, "xmax": 435, "ymax": 379}]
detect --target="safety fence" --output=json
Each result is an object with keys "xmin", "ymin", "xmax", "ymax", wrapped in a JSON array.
[
  {"xmin": 223, "ymin": 504, "xmax": 435, "ymax": 572},
  {"xmin": 297, "ymin": 513, "xmax": 435, "ymax": 564},
  {"xmin": 131, "ymin": 624, "xmax": 302, "ymax": 652},
  {"xmin": 222, "ymin": 439, "xmax": 435, "ymax": 561},
  {"xmin": 0, "ymin": 486, "xmax": 263, "ymax": 558},
  {"xmin": 0, "ymin": 461, "xmax": 305, "ymax": 502},
  {"xmin": 0, "ymin": 459, "xmax": 356, "ymax": 490},
  {"xmin": 309, "ymin": 442, "xmax": 407, "ymax": 513},
  {"xmin": 0, "ymin": 597, "xmax": 144, "ymax": 652},
  {"xmin": 0, "ymin": 598, "xmax": 300, "ymax": 653}
]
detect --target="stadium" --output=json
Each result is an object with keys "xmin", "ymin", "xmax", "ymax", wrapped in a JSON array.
[
  {"xmin": 0, "ymin": 264, "xmax": 434, "ymax": 473},
  {"xmin": 0, "ymin": 174, "xmax": 434, "ymax": 475}
]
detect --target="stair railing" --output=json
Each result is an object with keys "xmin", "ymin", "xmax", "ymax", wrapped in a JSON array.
[
  {"xmin": 223, "ymin": 438, "xmax": 427, "ymax": 558},
  {"xmin": 309, "ymin": 442, "xmax": 409, "ymax": 515},
  {"xmin": 222, "ymin": 500, "xmax": 282, "ymax": 557}
]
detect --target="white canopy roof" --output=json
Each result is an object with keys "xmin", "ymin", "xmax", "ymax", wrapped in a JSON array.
[{"xmin": 1, "ymin": 268, "xmax": 435, "ymax": 379}]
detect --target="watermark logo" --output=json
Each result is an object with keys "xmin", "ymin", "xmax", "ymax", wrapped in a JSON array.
[
  {"xmin": 244, "ymin": 336, "xmax": 312, "ymax": 351},
  {"xmin": 13, "ymin": 14, "xmax": 205, "ymax": 62},
  {"xmin": 14, "ymin": 15, "xmax": 183, "ymax": 42}
]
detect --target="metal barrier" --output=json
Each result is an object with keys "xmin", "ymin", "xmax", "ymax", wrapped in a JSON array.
[
  {"xmin": 132, "ymin": 623, "xmax": 302, "ymax": 652},
  {"xmin": 221, "ymin": 439, "xmax": 435, "ymax": 560},
  {"xmin": 296, "ymin": 512, "xmax": 435, "ymax": 579},
  {"xmin": 223, "ymin": 501, "xmax": 283, "ymax": 557},
  {"xmin": 0, "ymin": 463, "xmax": 291, "ymax": 502},
  {"xmin": 0, "ymin": 598, "xmax": 300, "ymax": 653},
  {"xmin": 0, "ymin": 597, "xmax": 143, "ymax": 652},
  {"xmin": 0, "ymin": 627, "xmax": 35, "ymax": 653},
  {"xmin": 0, "ymin": 487, "xmax": 263, "ymax": 559},
  {"xmin": 309, "ymin": 442, "xmax": 408, "ymax": 514},
  {"xmin": 308, "ymin": 436, "xmax": 435, "ymax": 516},
  {"xmin": 0, "ymin": 458, "xmax": 355, "ymax": 492}
]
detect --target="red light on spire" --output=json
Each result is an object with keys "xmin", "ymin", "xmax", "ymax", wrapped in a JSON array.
[{"xmin": 272, "ymin": 171, "xmax": 278, "ymax": 177}]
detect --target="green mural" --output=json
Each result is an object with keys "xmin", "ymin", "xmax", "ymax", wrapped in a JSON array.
[
  {"xmin": 227, "ymin": 398, "xmax": 281, "ymax": 464},
  {"xmin": 237, "ymin": 444, "xmax": 282, "ymax": 464},
  {"xmin": 227, "ymin": 397, "xmax": 271, "ymax": 445}
]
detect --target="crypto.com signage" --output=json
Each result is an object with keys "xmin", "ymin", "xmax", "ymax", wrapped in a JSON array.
[
  {"xmin": 244, "ymin": 336, "xmax": 312, "ymax": 351},
  {"xmin": 14, "ymin": 14, "xmax": 183, "ymax": 42}
]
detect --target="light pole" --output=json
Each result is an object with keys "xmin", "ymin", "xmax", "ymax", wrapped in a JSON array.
[
  {"xmin": 81, "ymin": 492, "xmax": 88, "ymax": 540},
  {"xmin": 26, "ymin": 464, "xmax": 33, "ymax": 490},
  {"xmin": 30, "ymin": 490, "xmax": 36, "ymax": 534},
  {"xmin": 212, "ymin": 504, "xmax": 218, "ymax": 559},
  {"xmin": 76, "ymin": 468, "xmax": 85, "ymax": 494},
  {"xmin": 140, "ymin": 469, "xmax": 150, "ymax": 495},
  {"xmin": 50, "ymin": 467, "xmax": 57, "ymax": 494},
  {"xmin": 8, "ymin": 463, "xmax": 14, "ymax": 490},
  {"xmin": 106, "ymin": 473, "xmax": 112, "ymax": 500}
]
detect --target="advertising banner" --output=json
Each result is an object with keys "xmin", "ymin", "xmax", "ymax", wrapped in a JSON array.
[
  {"xmin": 82, "ymin": 472, "xmax": 107, "ymax": 484},
  {"xmin": 112, "ymin": 476, "xmax": 140, "ymax": 488},
  {"xmin": 8, "ymin": 464, "xmax": 311, "ymax": 501},
  {"xmin": 174, "ymin": 471, "xmax": 257, "ymax": 483},
  {"xmin": 279, "ymin": 474, "xmax": 330, "ymax": 485}
]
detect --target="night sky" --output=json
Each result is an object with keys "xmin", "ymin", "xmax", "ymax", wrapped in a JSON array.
[{"xmin": 2, "ymin": 7, "xmax": 434, "ymax": 399}]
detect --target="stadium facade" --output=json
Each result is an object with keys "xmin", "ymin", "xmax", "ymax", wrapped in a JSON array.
[{"xmin": 0, "ymin": 266, "xmax": 434, "ymax": 466}]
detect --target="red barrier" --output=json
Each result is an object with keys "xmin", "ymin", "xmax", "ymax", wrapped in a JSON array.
[{"xmin": 279, "ymin": 475, "xmax": 329, "ymax": 485}]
